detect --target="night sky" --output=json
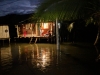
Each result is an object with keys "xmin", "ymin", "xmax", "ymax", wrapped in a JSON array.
[{"xmin": 0, "ymin": 0, "xmax": 42, "ymax": 17}]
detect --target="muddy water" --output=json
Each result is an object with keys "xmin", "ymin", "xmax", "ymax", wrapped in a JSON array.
[{"xmin": 0, "ymin": 43, "xmax": 100, "ymax": 75}]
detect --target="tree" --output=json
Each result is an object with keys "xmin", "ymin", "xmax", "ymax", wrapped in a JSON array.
[{"xmin": 33, "ymin": 0, "xmax": 100, "ymax": 45}]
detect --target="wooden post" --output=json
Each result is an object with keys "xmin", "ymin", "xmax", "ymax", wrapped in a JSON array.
[{"xmin": 56, "ymin": 18, "xmax": 60, "ymax": 50}]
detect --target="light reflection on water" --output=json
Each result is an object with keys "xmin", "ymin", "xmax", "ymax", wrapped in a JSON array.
[
  {"xmin": 1, "ymin": 46, "xmax": 12, "ymax": 73},
  {"xmin": 1, "ymin": 43, "xmax": 99, "ymax": 75},
  {"xmin": 1, "ymin": 43, "xmax": 57, "ymax": 74},
  {"xmin": 31, "ymin": 44, "xmax": 53, "ymax": 71}
]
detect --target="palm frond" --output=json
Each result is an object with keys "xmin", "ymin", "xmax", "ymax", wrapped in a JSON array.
[{"xmin": 32, "ymin": 0, "xmax": 100, "ymax": 24}]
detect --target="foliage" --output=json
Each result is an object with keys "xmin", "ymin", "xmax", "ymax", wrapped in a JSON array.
[
  {"xmin": 31, "ymin": 0, "xmax": 100, "ymax": 27},
  {"xmin": 33, "ymin": 0, "xmax": 85, "ymax": 21}
]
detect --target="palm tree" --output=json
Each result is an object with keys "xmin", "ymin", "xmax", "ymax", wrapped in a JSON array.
[{"xmin": 33, "ymin": 0, "xmax": 100, "ymax": 45}]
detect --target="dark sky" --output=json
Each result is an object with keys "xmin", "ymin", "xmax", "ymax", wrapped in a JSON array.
[{"xmin": 0, "ymin": 0, "xmax": 42, "ymax": 17}]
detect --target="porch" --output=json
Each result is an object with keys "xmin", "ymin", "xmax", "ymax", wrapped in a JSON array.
[{"xmin": 13, "ymin": 36, "xmax": 56, "ymax": 44}]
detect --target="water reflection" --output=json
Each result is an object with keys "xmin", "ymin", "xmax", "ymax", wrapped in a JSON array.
[
  {"xmin": 2, "ymin": 43, "xmax": 100, "ymax": 75},
  {"xmin": 11, "ymin": 44, "xmax": 20, "ymax": 66},
  {"xmin": 1, "ymin": 45, "xmax": 12, "ymax": 74},
  {"xmin": 1, "ymin": 44, "xmax": 57, "ymax": 74},
  {"xmin": 26, "ymin": 44, "xmax": 55, "ymax": 72}
]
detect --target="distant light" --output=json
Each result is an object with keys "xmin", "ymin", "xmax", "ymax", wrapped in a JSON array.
[
  {"xmin": 58, "ymin": 23, "xmax": 60, "ymax": 28},
  {"xmin": 70, "ymin": 23, "xmax": 73, "ymax": 28},
  {"xmin": 68, "ymin": 22, "xmax": 74, "ymax": 32}
]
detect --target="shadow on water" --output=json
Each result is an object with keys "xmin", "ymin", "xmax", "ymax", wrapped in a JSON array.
[{"xmin": 1, "ymin": 43, "xmax": 100, "ymax": 75}]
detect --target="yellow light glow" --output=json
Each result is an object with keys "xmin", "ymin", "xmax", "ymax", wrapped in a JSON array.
[
  {"xmin": 68, "ymin": 22, "xmax": 74, "ymax": 32},
  {"xmin": 43, "ymin": 23, "xmax": 48, "ymax": 29}
]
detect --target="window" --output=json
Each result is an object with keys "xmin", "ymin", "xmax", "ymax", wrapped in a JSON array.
[{"xmin": 43, "ymin": 23, "xmax": 48, "ymax": 29}]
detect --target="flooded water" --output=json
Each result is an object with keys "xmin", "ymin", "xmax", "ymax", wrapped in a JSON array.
[{"xmin": 1, "ymin": 43, "xmax": 100, "ymax": 75}]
